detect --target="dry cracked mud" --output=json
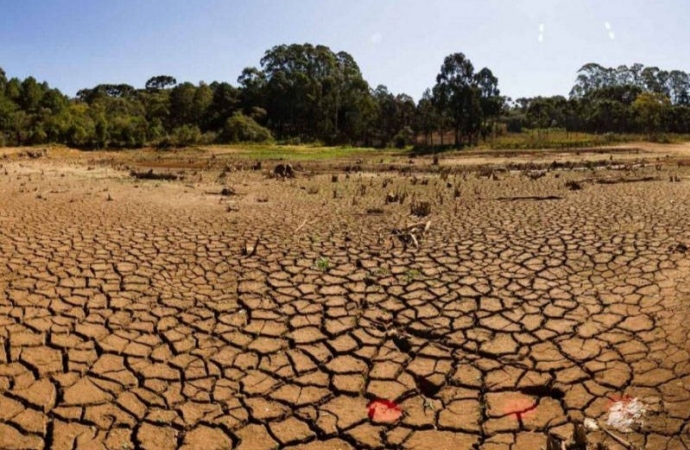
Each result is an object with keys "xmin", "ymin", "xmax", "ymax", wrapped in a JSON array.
[{"xmin": 0, "ymin": 149, "xmax": 689, "ymax": 450}]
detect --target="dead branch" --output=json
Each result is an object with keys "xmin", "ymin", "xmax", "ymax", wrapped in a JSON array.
[
  {"xmin": 496, "ymin": 196, "xmax": 562, "ymax": 201},
  {"xmin": 294, "ymin": 218, "xmax": 309, "ymax": 233},
  {"xmin": 242, "ymin": 235, "xmax": 260, "ymax": 257},
  {"xmin": 130, "ymin": 169, "xmax": 179, "ymax": 181},
  {"xmin": 391, "ymin": 220, "xmax": 431, "ymax": 249}
]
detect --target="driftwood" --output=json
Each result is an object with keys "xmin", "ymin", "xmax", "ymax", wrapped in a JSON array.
[
  {"xmin": 273, "ymin": 164, "xmax": 295, "ymax": 178},
  {"xmin": 242, "ymin": 236, "xmax": 260, "ymax": 257},
  {"xmin": 670, "ymin": 242, "xmax": 688, "ymax": 253},
  {"xmin": 595, "ymin": 176, "xmax": 658, "ymax": 185},
  {"xmin": 351, "ymin": 208, "xmax": 385, "ymax": 216},
  {"xmin": 565, "ymin": 180, "xmax": 583, "ymax": 191},
  {"xmin": 204, "ymin": 187, "xmax": 238, "ymax": 196},
  {"xmin": 497, "ymin": 196, "xmax": 562, "ymax": 201},
  {"xmin": 391, "ymin": 220, "xmax": 431, "ymax": 249},
  {"xmin": 525, "ymin": 170, "xmax": 546, "ymax": 180},
  {"xmin": 25, "ymin": 150, "xmax": 47, "ymax": 159},
  {"xmin": 130, "ymin": 169, "xmax": 179, "ymax": 181},
  {"xmin": 583, "ymin": 418, "xmax": 636, "ymax": 450},
  {"xmin": 294, "ymin": 218, "xmax": 309, "ymax": 233}
]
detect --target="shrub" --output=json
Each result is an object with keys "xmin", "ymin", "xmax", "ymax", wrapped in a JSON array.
[
  {"xmin": 170, "ymin": 124, "xmax": 202, "ymax": 147},
  {"xmin": 394, "ymin": 126, "xmax": 414, "ymax": 149},
  {"xmin": 220, "ymin": 112, "xmax": 273, "ymax": 143},
  {"xmin": 650, "ymin": 133, "xmax": 671, "ymax": 143},
  {"xmin": 410, "ymin": 200, "xmax": 431, "ymax": 217}
]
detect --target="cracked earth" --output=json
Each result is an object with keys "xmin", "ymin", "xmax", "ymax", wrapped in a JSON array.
[{"xmin": 0, "ymin": 148, "xmax": 689, "ymax": 449}]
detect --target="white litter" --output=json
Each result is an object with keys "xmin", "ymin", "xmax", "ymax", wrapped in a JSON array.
[
  {"xmin": 583, "ymin": 417, "xmax": 600, "ymax": 431},
  {"xmin": 607, "ymin": 397, "xmax": 646, "ymax": 433}
]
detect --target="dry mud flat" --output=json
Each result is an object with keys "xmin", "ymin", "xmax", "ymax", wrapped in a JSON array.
[{"xmin": 0, "ymin": 153, "xmax": 689, "ymax": 450}]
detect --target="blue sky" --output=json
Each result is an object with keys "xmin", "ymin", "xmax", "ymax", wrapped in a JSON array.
[{"xmin": 2, "ymin": 0, "xmax": 689, "ymax": 100}]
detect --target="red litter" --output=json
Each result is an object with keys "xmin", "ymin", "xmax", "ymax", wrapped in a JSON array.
[{"xmin": 367, "ymin": 399, "xmax": 403, "ymax": 423}]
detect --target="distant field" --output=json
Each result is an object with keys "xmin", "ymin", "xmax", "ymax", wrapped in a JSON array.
[
  {"xmin": 198, "ymin": 144, "xmax": 407, "ymax": 161},
  {"xmin": 482, "ymin": 130, "xmax": 690, "ymax": 150}
]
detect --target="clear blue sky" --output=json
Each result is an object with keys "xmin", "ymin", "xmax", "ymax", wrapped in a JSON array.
[{"xmin": 2, "ymin": 0, "xmax": 689, "ymax": 100}]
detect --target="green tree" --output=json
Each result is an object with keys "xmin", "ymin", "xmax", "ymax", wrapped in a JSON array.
[
  {"xmin": 414, "ymin": 89, "xmax": 438, "ymax": 146},
  {"xmin": 220, "ymin": 112, "xmax": 273, "ymax": 143},
  {"xmin": 204, "ymin": 82, "xmax": 240, "ymax": 131},
  {"xmin": 0, "ymin": 67, "xmax": 7, "ymax": 94},
  {"xmin": 434, "ymin": 53, "xmax": 484, "ymax": 146},
  {"xmin": 145, "ymin": 75, "xmax": 177, "ymax": 91},
  {"xmin": 633, "ymin": 92, "xmax": 671, "ymax": 137},
  {"xmin": 474, "ymin": 68, "xmax": 502, "ymax": 140},
  {"xmin": 249, "ymin": 43, "xmax": 372, "ymax": 143},
  {"xmin": 168, "ymin": 82, "xmax": 197, "ymax": 127}
]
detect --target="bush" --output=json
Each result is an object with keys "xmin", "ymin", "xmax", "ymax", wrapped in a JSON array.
[
  {"xmin": 650, "ymin": 133, "xmax": 671, "ymax": 143},
  {"xmin": 170, "ymin": 124, "xmax": 202, "ymax": 147},
  {"xmin": 200, "ymin": 131, "xmax": 218, "ymax": 145},
  {"xmin": 66, "ymin": 124, "xmax": 92, "ymax": 147},
  {"xmin": 284, "ymin": 137, "xmax": 302, "ymax": 145},
  {"xmin": 394, "ymin": 126, "xmax": 414, "ymax": 149},
  {"xmin": 220, "ymin": 112, "xmax": 273, "ymax": 143}
]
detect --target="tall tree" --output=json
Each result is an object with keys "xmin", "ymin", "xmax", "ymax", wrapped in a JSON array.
[
  {"xmin": 633, "ymin": 92, "xmax": 671, "ymax": 137},
  {"xmin": 434, "ymin": 53, "xmax": 485, "ymax": 146},
  {"xmin": 474, "ymin": 68, "xmax": 502, "ymax": 139},
  {"xmin": 145, "ymin": 75, "xmax": 177, "ymax": 91},
  {"xmin": 250, "ymin": 43, "xmax": 372, "ymax": 143}
]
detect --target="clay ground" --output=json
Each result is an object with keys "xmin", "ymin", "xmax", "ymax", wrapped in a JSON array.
[{"xmin": 0, "ymin": 144, "xmax": 689, "ymax": 450}]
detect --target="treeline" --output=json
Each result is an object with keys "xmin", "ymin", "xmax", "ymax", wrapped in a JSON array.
[
  {"xmin": 0, "ymin": 44, "xmax": 501, "ymax": 148},
  {"xmin": 507, "ymin": 63, "xmax": 690, "ymax": 137},
  {"xmin": 1, "ymin": 47, "xmax": 690, "ymax": 149}
]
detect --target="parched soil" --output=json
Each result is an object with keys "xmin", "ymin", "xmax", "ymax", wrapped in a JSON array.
[{"xmin": 0, "ymin": 146, "xmax": 689, "ymax": 450}]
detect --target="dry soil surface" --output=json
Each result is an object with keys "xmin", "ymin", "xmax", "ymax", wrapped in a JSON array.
[{"xmin": 0, "ymin": 147, "xmax": 689, "ymax": 450}]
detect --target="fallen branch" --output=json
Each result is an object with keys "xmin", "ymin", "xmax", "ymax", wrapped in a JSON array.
[
  {"xmin": 496, "ymin": 196, "xmax": 562, "ymax": 201},
  {"xmin": 294, "ymin": 218, "xmax": 309, "ymax": 233},
  {"xmin": 595, "ymin": 176, "xmax": 658, "ymax": 185},
  {"xmin": 583, "ymin": 418, "xmax": 637, "ymax": 450},
  {"xmin": 204, "ymin": 187, "xmax": 238, "ymax": 196},
  {"xmin": 391, "ymin": 220, "xmax": 431, "ymax": 249},
  {"xmin": 130, "ymin": 169, "xmax": 179, "ymax": 181},
  {"xmin": 242, "ymin": 235, "xmax": 260, "ymax": 257}
]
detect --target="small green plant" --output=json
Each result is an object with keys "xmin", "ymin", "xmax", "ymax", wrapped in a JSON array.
[
  {"xmin": 373, "ymin": 267, "xmax": 390, "ymax": 277},
  {"xmin": 315, "ymin": 257, "xmax": 330, "ymax": 271},
  {"xmin": 404, "ymin": 269, "xmax": 421, "ymax": 282}
]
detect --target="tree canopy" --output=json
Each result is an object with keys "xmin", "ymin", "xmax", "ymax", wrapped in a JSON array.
[{"xmin": 1, "ymin": 48, "xmax": 689, "ymax": 149}]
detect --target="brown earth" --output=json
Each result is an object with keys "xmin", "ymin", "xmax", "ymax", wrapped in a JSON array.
[{"xmin": 0, "ymin": 144, "xmax": 689, "ymax": 450}]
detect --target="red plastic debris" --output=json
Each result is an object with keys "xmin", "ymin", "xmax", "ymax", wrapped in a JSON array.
[
  {"xmin": 606, "ymin": 394, "xmax": 635, "ymax": 408},
  {"xmin": 367, "ymin": 399, "xmax": 403, "ymax": 423}
]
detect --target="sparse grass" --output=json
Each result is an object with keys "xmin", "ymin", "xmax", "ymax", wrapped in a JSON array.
[
  {"xmin": 403, "ymin": 269, "xmax": 421, "ymax": 283},
  {"xmin": 373, "ymin": 267, "xmax": 390, "ymax": 277},
  {"xmin": 482, "ymin": 130, "xmax": 690, "ymax": 150},
  {"xmin": 410, "ymin": 200, "xmax": 432, "ymax": 217},
  {"xmin": 199, "ymin": 144, "xmax": 408, "ymax": 161}
]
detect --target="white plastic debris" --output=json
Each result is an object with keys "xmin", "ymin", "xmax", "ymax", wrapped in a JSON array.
[
  {"xmin": 583, "ymin": 417, "xmax": 600, "ymax": 431},
  {"xmin": 606, "ymin": 397, "xmax": 646, "ymax": 433}
]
